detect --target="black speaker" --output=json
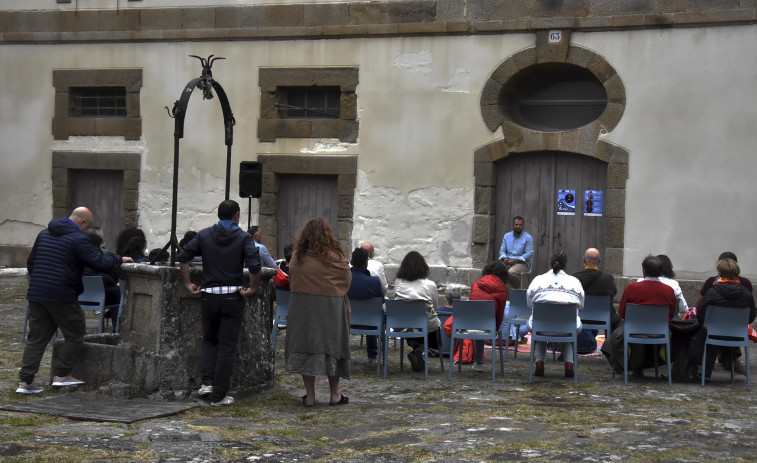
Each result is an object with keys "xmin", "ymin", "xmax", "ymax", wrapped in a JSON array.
[{"xmin": 239, "ymin": 161, "xmax": 262, "ymax": 198}]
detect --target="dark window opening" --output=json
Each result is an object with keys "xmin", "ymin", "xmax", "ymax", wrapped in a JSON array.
[
  {"xmin": 70, "ymin": 87, "xmax": 127, "ymax": 117},
  {"xmin": 501, "ymin": 63, "xmax": 607, "ymax": 132},
  {"xmin": 277, "ymin": 86, "xmax": 340, "ymax": 119}
]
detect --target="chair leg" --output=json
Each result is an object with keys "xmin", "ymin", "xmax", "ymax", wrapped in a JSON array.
[
  {"xmin": 529, "ymin": 341, "xmax": 536, "ymax": 383},
  {"xmin": 423, "ymin": 334, "xmax": 429, "ymax": 380},
  {"xmin": 491, "ymin": 335, "xmax": 496, "ymax": 383},
  {"xmin": 624, "ymin": 339, "xmax": 629, "ymax": 385},
  {"xmin": 701, "ymin": 343, "xmax": 707, "ymax": 387},
  {"xmin": 573, "ymin": 342, "xmax": 578, "ymax": 385},
  {"xmin": 448, "ymin": 335, "xmax": 455, "ymax": 380},
  {"xmin": 375, "ymin": 334, "xmax": 382, "ymax": 377},
  {"xmin": 383, "ymin": 334, "xmax": 390, "ymax": 378},
  {"xmin": 437, "ymin": 330, "xmax": 444, "ymax": 373},
  {"xmin": 746, "ymin": 344, "xmax": 751, "ymax": 391},
  {"xmin": 399, "ymin": 340, "xmax": 405, "ymax": 373},
  {"xmin": 666, "ymin": 342, "xmax": 672, "ymax": 387}
]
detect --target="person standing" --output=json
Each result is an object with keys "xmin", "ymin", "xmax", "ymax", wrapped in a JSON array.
[
  {"xmin": 285, "ymin": 218, "xmax": 352, "ymax": 407},
  {"xmin": 179, "ymin": 200, "xmax": 261, "ymax": 406},
  {"xmin": 499, "ymin": 216, "xmax": 534, "ymax": 288},
  {"xmin": 18, "ymin": 207, "xmax": 133, "ymax": 394}
]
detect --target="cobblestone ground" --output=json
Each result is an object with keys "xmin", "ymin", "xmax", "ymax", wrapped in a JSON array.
[{"xmin": 0, "ymin": 272, "xmax": 755, "ymax": 462}]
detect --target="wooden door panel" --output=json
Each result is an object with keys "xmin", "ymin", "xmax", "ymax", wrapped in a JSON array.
[
  {"xmin": 277, "ymin": 174, "xmax": 338, "ymax": 257},
  {"xmin": 495, "ymin": 151, "xmax": 607, "ymax": 276},
  {"xmin": 70, "ymin": 169, "xmax": 124, "ymax": 251}
]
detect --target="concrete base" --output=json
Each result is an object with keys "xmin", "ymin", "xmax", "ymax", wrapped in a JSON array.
[{"xmin": 52, "ymin": 263, "xmax": 276, "ymax": 399}]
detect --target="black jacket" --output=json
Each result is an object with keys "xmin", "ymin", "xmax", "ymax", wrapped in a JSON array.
[
  {"xmin": 27, "ymin": 217, "xmax": 122, "ymax": 303},
  {"xmin": 177, "ymin": 223, "xmax": 261, "ymax": 287},
  {"xmin": 700, "ymin": 281, "xmax": 756, "ymax": 325}
]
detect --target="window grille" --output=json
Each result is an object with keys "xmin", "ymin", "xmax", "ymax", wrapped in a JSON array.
[
  {"xmin": 70, "ymin": 87, "xmax": 127, "ymax": 117},
  {"xmin": 277, "ymin": 86, "xmax": 340, "ymax": 119}
]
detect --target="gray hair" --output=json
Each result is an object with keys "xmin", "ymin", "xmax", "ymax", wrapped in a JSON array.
[{"xmin": 444, "ymin": 283, "xmax": 467, "ymax": 302}]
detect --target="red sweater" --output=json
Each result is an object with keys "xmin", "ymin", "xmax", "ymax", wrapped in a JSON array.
[
  {"xmin": 618, "ymin": 278, "xmax": 676, "ymax": 321},
  {"xmin": 469, "ymin": 274, "xmax": 508, "ymax": 329}
]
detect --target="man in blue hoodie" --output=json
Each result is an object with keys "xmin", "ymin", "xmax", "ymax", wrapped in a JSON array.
[
  {"xmin": 178, "ymin": 200, "xmax": 261, "ymax": 406},
  {"xmin": 19, "ymin": 207, "xmax": 132, "ymax": 394}
]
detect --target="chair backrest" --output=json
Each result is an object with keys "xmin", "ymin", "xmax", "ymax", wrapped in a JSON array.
[
  {"xmin": 508, "ymin": 289, "xmax": 530, "ymax": 318},
  {"xmin": 624, "ymin": 303, "xmax": 669, "ymax": 337},
  {"xmin": 349, "ymin": 297, "xmax": 384, "ymax": 329},
  {"xmin": 274, "ymin": 288, "xmax": 291, "ymax": 320},
  {"xmin": 79, "ymin": 276, "xmax": 106, "ymax": 309},
  {"xmin": 531, "ymin": 302, "xmax": 577, "ymax": 336},
  {"xmin": 580, "ymin": 294, "xmax": 612, "ymax": 325},
  {"xmin": 385, "ymin": 299, "xmax": 427, "ymax": 332},
  {"xmin": 451, "ymin": 300, "xmax": 496, "ymax": 335},
  {"xmin": 703, "ymin": 305, "xmax": 750, "ymax": 340}
]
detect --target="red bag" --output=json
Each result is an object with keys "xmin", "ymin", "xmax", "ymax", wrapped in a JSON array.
[
  {"xmin": 749, "ymin": 325, "xmax": 757, "ymax": 342},
  {"xmin": 272, "ymin": 267, "xmax": 289, "ymax": 288},
  {"xmin": 443, "ymin": 316, "xmax": 482, "ymax": 364}
]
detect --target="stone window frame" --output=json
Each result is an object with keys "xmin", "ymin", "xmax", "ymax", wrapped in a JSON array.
[
  {"xmin": 473, "ymin": 31, "xmax": 628, "ymax": 275},
  {"xmin": 258, "ymin": 67, "xmax": 359, "ymax": 143},
  {"xmin": 52, "ymin": 151, "xmax": 141, "ymax": 228},
  {"xmin": 52, "ymin": 68, "xmax": 142, "ymax": 140},
  {"xmin": 257, "ymin": 154, "xmax": 356, "ymax": 255}
]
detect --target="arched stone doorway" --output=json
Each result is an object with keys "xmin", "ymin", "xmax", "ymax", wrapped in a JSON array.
[{"xmin": 473, "ymin": 31, "xmax": 628, "ymax": 275}]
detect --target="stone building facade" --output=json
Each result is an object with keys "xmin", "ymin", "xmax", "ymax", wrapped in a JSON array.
[{"xmin": 1, "ymin": 1, "xmax": 756, "ymax": 302}]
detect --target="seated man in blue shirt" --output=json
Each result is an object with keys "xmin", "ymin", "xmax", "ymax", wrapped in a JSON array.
[
  {"xmin": 347, "ymin": 247, "xmax": 384, "ymax": 365},
  {"xmin": 498, "ymin": 216, "xmax": 534, "ymax": 288}
]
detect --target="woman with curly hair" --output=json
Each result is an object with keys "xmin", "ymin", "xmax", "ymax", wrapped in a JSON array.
[{"xmin": 284, "ymin": 218, "xmax": 352, "ymax": 407}]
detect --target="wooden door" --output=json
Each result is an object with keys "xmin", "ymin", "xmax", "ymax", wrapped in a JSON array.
[
  {"xmin": 70, "ymin": 169, "xmax": 124, "ymax": 251},
  {"xmin": 493, "ymin": 151, "xmax": 607, "ymax": 276},
  {"xmin": 276, "ymin": 174, "xmax": 338, "ymax": 258}
]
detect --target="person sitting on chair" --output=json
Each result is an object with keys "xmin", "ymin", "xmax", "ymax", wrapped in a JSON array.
[
  {"xmin": 347, "ymin": 247, "xmax": 384, "ymax": 365},
  {"xmin": 498, "ymin": 216, "xmax": 533, "ymax": 288}
]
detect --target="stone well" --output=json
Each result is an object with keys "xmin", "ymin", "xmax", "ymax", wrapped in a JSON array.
[{"xmin": 52, "ymin": 263, "xmax": 276, "ymax": 398}]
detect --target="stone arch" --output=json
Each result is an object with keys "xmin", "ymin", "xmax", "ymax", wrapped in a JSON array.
[{"xmin": 472, "ymin": 31, "xmax": 628, "ymax": 274}]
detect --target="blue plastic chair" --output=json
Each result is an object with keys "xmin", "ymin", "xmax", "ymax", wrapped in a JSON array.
[
  {"xmin": 580, "ymin": 294, "xmax": 612, "ymax": 335},
  {"xmin": 448, "ymin": 300, "xmax": 504, "ymax": 382},
  {"xmin": 622, "ymin": 303, "xmax": 671, "ymax": 386},
  {"xmin": 500, "ymin": 289, "xmax": 530, "ymax": 359},
  {"xmin": 78, "ymin": 275, "xmax": 107, "ymax": 334},
  {"xmin": 701, "ymin": 305, "xmax": 751, "ymax": 390},
  {"xmin": 383, "ymin": 299, "xmax": 444, "ymax": 379},
  {"xmin": 270, "ymin": 288, "xmax": 290, "ymax": 347},
  {"xmin": 349, "ymin": 297, "xmax": 385, "ymax": 377},
  {"xmin": 529, "ymin": 302, "xmax": 579, "ymax": 384}
]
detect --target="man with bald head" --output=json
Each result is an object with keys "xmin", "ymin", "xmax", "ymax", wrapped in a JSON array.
[
  {"xmin": 572, "ymin": 248, "xmax": 618, "ymax": 354},
  {"xmin": 18, "ymin": 207, "xmax": 132, "ymax": 394},
  {"xmin": 360, "ymin": 242, "xmax": 388, "ymax": 296}
]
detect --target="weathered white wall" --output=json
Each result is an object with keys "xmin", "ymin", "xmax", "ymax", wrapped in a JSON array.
[
  {"xmin": 573, "ymin": 25, "xmax": 757, "ymax": 278},
  {"xmin": 2, "ymin": 25, "xmax": 757, "ymax": 278}
]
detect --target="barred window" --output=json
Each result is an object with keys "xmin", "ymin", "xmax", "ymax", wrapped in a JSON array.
[
  {"xmin": 70, "ymin": 87, "xmax": 127, "ymax": 117},
  {"xmin": 277, "ymin": 86, "xmax": 340, "ymax": 119}
]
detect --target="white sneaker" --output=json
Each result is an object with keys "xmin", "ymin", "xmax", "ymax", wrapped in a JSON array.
[
  {"xmin": 197, "ymin": 384, "xmax": 213, "ymax": 396},
  {"xmin": 471, "ymin": 363, "xmax": 484, "ymax": 372},
  {"xmin": 52, "ymin": 376, "xmax": 85, "ymax": 387},
  {"xmin": 733, "ymin": 359, "xmax": 748, "ymax": 376},
  {"xmin": 16, "ymin": 381, "xmax": 43, "ymax": 394},
  {"xmin": 210, "ymin": 396, "xmax": 235, "ymax": 406}
]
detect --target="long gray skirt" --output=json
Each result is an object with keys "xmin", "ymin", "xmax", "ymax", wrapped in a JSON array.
[{"xmin": 284, "ymin": 292, "xmax": 351, "ymax": 379}]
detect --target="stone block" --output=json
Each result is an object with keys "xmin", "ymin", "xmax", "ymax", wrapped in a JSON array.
[
  {"xmin": 576, "ymin": 122, "xmax": 602, "ymax": 156},
  {"xmin": 123, "ymin": 189, "xmax": 139, "ymax": 211},
  {"xmin": 511, "ymin": 47, "xmax": 537, "ymax": 70},
  {"xmin": 607, "ymin": 165, "xmax": 629, "ymax": 189},
  {"xmin": 542, "ymin": 132, "xmax": 560, "ymax": 151},
  {"xmin": 599, "ymin": 102, "xmax": 625, "ymax": 133},
  {"xmin": 263, "ymin": 4, "xmax": 304, "ymax": 28},
  {"xmin": 535, "ymin": 29, "xmax": 571, "ymax": 64},
  {"xmin": 52, "ymin": 186, "xmax": 70, "ymax": 208},
  {"xmin": 472, "ymin": 214, "xmax": 494, "ymax": 244},
  {"xmin": 480, "ymin": 79, "xmax": 503, "ymax": 107},
  {"xmin": 398, "ymin": 22, "xmax": 447, "ymax": 34},
  {"xmin": 533, "ymin": 0, "xmax": 589, "ymax": 17},
  {"xmin": 603, "ymin": 247, "xmax": 623, "ymax": 275},
  {"xmin": 437, "ymin": 0, "xmax": 465, "ymax": 21},
  {"xmin": 474, "ymin": 186, "xmax": 494, "ymax": 214},
  {"xmin": 473, "ymin": 161, "xmax": 495, "ymax": 187},
  {"xmin": 658, "ymin": 0, "xmax": 689, "ymax": 13},
  {"xmin": 259, "ymin": 214, "xmax": 277, "ymax": 238},
  {"xmin": 604, "ymin": 73, "xmax": 626, "ymax": 104},
  {"xmin": 216, "ymin": 6, "xmax": 264, "ymax": 29},
  {"xmin": 52, "ymin": 167, "xmax": 67, "ymax": 188},
  {"xmin": 181, "ymin": 8, "xmax": 215, "ymax": 29},
  {"xmin": 578, "ymin": 15, "xmax": 613, "ymax": 29},
  {"xmin": 123, "ymin": 169, "xmax": 141, "ymax": 190},
  {"xmin": 689, "ymin": 0, "xmax": 740, "ymax": 12},
  {"xmin": 27, "ymin": 11, "xmax": 61, "ymax": 32},
  {"xmin": 593, "ymin": 140, "xmax": 615, "ymax": 164},
  {"xmin": 473, "ymin": 145, "xmax": 494, "ymax": 164},
  {"xmin": 259, "ymin": 154, "xmax": 355, "ymax": 176},
  {"xmin": 644, "ymin": 14, "xmax": 675, "ymax": 27},
  {"xmin": 337, "ymin": 174, "xmax": 357, "ymax": 196},
  {"xmin": 304, "ymin": 3, "xmax": 348, "ymax": 26},
  {"xmin": 566, "ymin": 45, "xmax": 596, "ymax": 68},
  {"xmin": 257, "ymin": 119, "xmax": 312, "ymax": 142},
  {"xmin": 140, "ymin": 8, "xmax": 181, "ymax": 30},
  {"xmin": 529, "ymin": 16, "xmax": 581, "ymax": 30},
  {"xmin": 471, "ymin": 243, "xmax": 492, "ymax": 268},
  {"xmin": 674, "ymin": 9, "xmax": 751, "ymax": 26},
  {"xmin": 605, "ymin": 189, "xmax": 625, "ymax": 218},
  {"xmin": 607, "ymin": 217, "xmax": 625, "ymax": 248},
  {"xmin": 466, "ymin": 0, "xmax": 531, "ymax": 21},
  {"xmin": 489, "ymin": 58, "xmax": 519, "ymax": 87},
  {"xmin": 610, "ymin": 146, "xmax": 630, "ymax": 165},
  {"xmin": 337, "ymin": 218, "xmax": 353, "ymax": 243},
  {"xmin": 338, "ymin": 195, "xmax": 354, "ymax": 218},
  {"xmin": 502, "ymin": 121, "xmax": 525, "ymax": 150},
  {"xmin": 480, "ymin": 104, "xmax": 504, "ymax": 133},
  {"xmin": 349, "ymin": 1, "xmax": 435, "ymax": 24},
  {"xmin": 99, "ymin": 9, "xmax": 140, "ymax": 31},
  {"xmin": 341, "ymin": 92, "xmax": 358, "ymax": 120},
  {"xmin": 262, "ymin": 171, "xmax": 278, "ymax": 194},
  {"xmin": 259, "ymin": 193, "xmax": 277, "ymax": 215},
  {"xmin": 589, "ymin": 0, "xmax": 657, "ymax": 16},
  {"xmin": 610, "ymin": 14, "xmax": 646, "ymax": 27}
]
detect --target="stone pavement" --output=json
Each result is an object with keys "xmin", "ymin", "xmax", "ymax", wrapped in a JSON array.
[{"xmin": 0, "ymin": 272, "xmax": 755, "ymax": 462}]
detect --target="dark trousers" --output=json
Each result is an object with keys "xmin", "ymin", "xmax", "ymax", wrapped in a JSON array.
[
  {"xmin": 201, "ymin": 292, "xmax": 244, "ymax": 402},
  {"xmin": 366, "ymin": 335, "xmax": 378, "ymax": 359},
  {"xmin": 20, "ymin": 300, "xmax": 86, "ymax": 383}
]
